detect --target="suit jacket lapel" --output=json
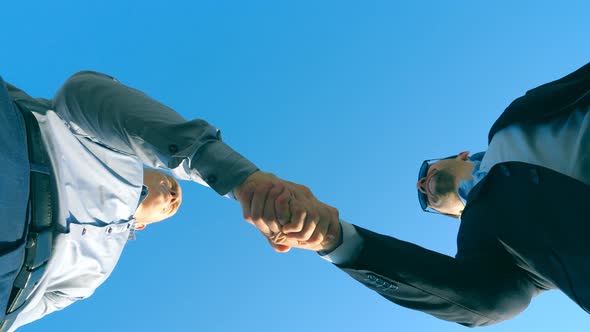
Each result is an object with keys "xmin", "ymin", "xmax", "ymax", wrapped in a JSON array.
[{"xmin": 488, "ymin": 62, "xmax": 590, "ymax": 143}]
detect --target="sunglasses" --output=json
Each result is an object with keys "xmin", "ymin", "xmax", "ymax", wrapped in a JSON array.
[{"xmin": 417, "ymin": 155, "xmax": 457, "ymax": 216}]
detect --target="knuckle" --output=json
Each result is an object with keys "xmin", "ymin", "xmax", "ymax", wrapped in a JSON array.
[
  {"xmin": 263, "ymin": 207, "xmax": 275, "ymax": 218},
  {"xmin": 254, "ymin": 183, "xmax": 269, "ymax": 193},
  {"xmin": 276, "ymin": 195, "xmax": 289, "ymax": 205},
  {"xmin": 291, "ymin": 202, "xmax": 305, "ymax": 213},
  {"xmin": 254, "ymin": 218, "xmax": 269, "ymax": 229},
  {"xmin": 308, "ymin": 233, "xmax": 324, "ymax": 246},
  {"xmin": 251, "ymin": 212, "xmax": 262, "ymax": 221},
  {"xmin": 330, "ymin": 207, "xmax": 339, "ymax": 219},
  {"xmin": 270, "ymin": 184, "xmax": 284, "ymax": 195},
  {"xmin": 292, "ymin": 207, "xmax": 305, "ymax": 217},
  {"xmin": 264, "ymin": 216, "xmax": 276, "ymax": 225},
  {"xmin": 289, "ymin": 223, "xmax": 303, "ymax": 233},
  {"xmin": 308, "ymin": 213, "xmax": 320, "ymax": 223},
  {"xmin": 241, "ymin": 183, "xmax": 253, "ymax": 195}
]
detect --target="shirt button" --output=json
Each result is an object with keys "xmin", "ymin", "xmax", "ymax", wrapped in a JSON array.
[
  {"xmin": 82, "ymin": 228, "xmax": 87, "ymax": 235},
  {"xmin": 168, "ymin": 144, "xmax": 179, "ymax": 153},
  {"xmin": 107, "ymin": 227, "xmax": 113, "ymax": 234},
  {"xmin": 207, "ymin": 175, "xmax": 217, "ymax": 184}
]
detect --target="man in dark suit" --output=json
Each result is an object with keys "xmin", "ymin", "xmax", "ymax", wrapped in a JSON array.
[{"xmin": 235, "ymin": 62, "xmax": 590, "ymax": 327}]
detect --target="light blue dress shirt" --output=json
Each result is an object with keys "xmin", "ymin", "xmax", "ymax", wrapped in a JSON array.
[
  {"xmin": 6, "ymin": 72, "xmax": 258, "ymax": 330},
  {"xmin": 324, "ymin": 104, "xmax": 590, "ymax": 265}
]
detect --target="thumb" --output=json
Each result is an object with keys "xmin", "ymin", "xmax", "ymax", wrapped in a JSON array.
[{"xmin": 267, "ymin": 239, "xmax": 291, "ymax": 253}]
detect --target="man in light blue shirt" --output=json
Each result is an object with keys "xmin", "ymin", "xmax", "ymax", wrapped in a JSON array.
[{"xmin": 0, "ymin": 71, "xmax": 340, "ymax": 331}]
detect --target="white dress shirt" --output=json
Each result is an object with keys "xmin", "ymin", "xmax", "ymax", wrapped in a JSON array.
[
  {"xmin": 324, "ymin": 104, "xmax": 590, "ymax": 265},
  {"xmin": 7, "ymin": 71, "xmax": 258, "ymax": 330}
]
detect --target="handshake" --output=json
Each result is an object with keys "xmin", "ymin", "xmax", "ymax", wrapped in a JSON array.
[{"xmin": 234, "ymin": 171, "xmax": 342, "ymax": 253}]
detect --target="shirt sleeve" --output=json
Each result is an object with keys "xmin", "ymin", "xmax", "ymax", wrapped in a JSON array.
[
  {"xmin": 50, "ymin": 71, "xmax": 258, "ymax": 195},
  {"xmin": 319, "ymin": 220, "xmax": 364, "ymax": 264},
  {"xmin": 8, "ymin": 292, "xmax": 80, "ymax": 332}
]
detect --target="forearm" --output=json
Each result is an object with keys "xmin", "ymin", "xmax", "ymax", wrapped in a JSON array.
[
  {"xmin": 51, "ymin": 71, "xmax": 257, "ymax": 194},
  {"xmin": 336, "ymin": 226, "xmax": 537, "ymax": 327}
]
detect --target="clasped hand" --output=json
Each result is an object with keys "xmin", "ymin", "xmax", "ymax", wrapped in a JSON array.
[{"xmin": 234, "ymin": 171, "xmax": 341, "ymax": 253}]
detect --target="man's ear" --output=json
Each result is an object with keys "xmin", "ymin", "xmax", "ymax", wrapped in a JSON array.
[
  {"xmin": 135, "ymin": 223, "xmax": 146, "ymax": 231},
  {"xmin": 457, "ymin": 151, "xmax": 470, "ymax": 161}
]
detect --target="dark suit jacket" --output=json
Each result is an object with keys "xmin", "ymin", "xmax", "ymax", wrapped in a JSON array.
[{"xmin": 338, "ymin": 62, "xmax": 590, "ymax": 327}]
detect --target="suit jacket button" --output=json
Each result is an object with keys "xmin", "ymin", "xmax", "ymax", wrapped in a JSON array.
[
  {"xmin": 168, "ymin": 144, "xmax": 179, "ymax": 153},
  {"xmin": 207, "ymin": 175, "xmax": 217, "ymax": 184},
  {"xmin": 499, "ymin": 164, "xmax": 510, "ymax": 176}
]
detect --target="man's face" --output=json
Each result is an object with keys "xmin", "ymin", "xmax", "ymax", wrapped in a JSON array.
[
  {"xmin": 416, "ymin": 152, "xmax": 471, "ymax": 216},
  {"xmin": 135, "ymin": 169, "xmax": 182, "ymax": 229}
]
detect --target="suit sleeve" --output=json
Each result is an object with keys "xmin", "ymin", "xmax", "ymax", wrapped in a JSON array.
[
  {"xmin": 336, "ymin": 226, "xmax": 539, "ymax": 327},
  {"xmin": 50, "ymin": 71, "xmax": 258, "ymax": 195}
]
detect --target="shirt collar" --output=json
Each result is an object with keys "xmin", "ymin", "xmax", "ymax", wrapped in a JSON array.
[
  {"xmin": 457, "ymin": 152, "xmax": 487, "ymax": 204},
  {"xmin": 129, "ymin": 185, "xmax": 149, "ymax": 241}
]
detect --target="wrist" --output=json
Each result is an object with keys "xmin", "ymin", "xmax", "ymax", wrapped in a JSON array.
[
  {"xmin": 316, "ymin": 222, "xmax": 343, "ymax": 254},
  {"xmin": 233, "ymin": 170, "xmax": 261, "ymax": 200}
]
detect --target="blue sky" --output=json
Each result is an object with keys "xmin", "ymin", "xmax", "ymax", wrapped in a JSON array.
[{"xmin": 3, "ymin": 1, "xmax": 590, "ymax": 331}]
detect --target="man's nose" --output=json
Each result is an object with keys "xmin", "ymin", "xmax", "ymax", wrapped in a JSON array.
[{"xmin": 417, "ymin": 177, "xmax": 427, "ymax": 194}]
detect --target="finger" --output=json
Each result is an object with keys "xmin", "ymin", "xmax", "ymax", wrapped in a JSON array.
[
  {"xmin": 304, "ymin": 216, "xmax": 330, "ymax": 248},
  {"xmin": 250, "ymin": 182, "xmax": 273, "ymax": 222},
  {"xmin": 262, "ymin": 211, "xmax": 282, "ymax": 234},
  {"xmin": 262, "ymin": 183, "xmax": 285, "ymax": 233},
  {"xmin": 263, "ymin": 233, "xmax": 292, "ymax": 253},
  {"xmin": 275, "ymin": 188, "xmax": 291, "ymax": 225},
  {"xmin": 263, "ymin": 183, "xmax": 284, "ymax": 221},
  {"xmin": 285, "ymin": 212, "xmax": 319, "ymax": 241},
  {"xmin": 282, "ymin": 200, "xmax": 306, "ymax": 234},
  {"xmin": 266, "ymin": 220, "xmax": 282, "ymax": 234},
  {"xmin": 252, "ymin": 218, "xmax": 272, "ymax": 237},
  {"xmin": 269, "ymin": 241, "xmax": 291, "ymax": 253}
]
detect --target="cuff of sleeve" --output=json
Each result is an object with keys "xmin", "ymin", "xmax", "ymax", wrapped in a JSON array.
[
  {"xmin": 190, "ymin": 140, "xmax": 258, "ymax": 196},
  {"xmin": 319, "ymin": 220, "xmax": 363, "ymax": 265}
]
